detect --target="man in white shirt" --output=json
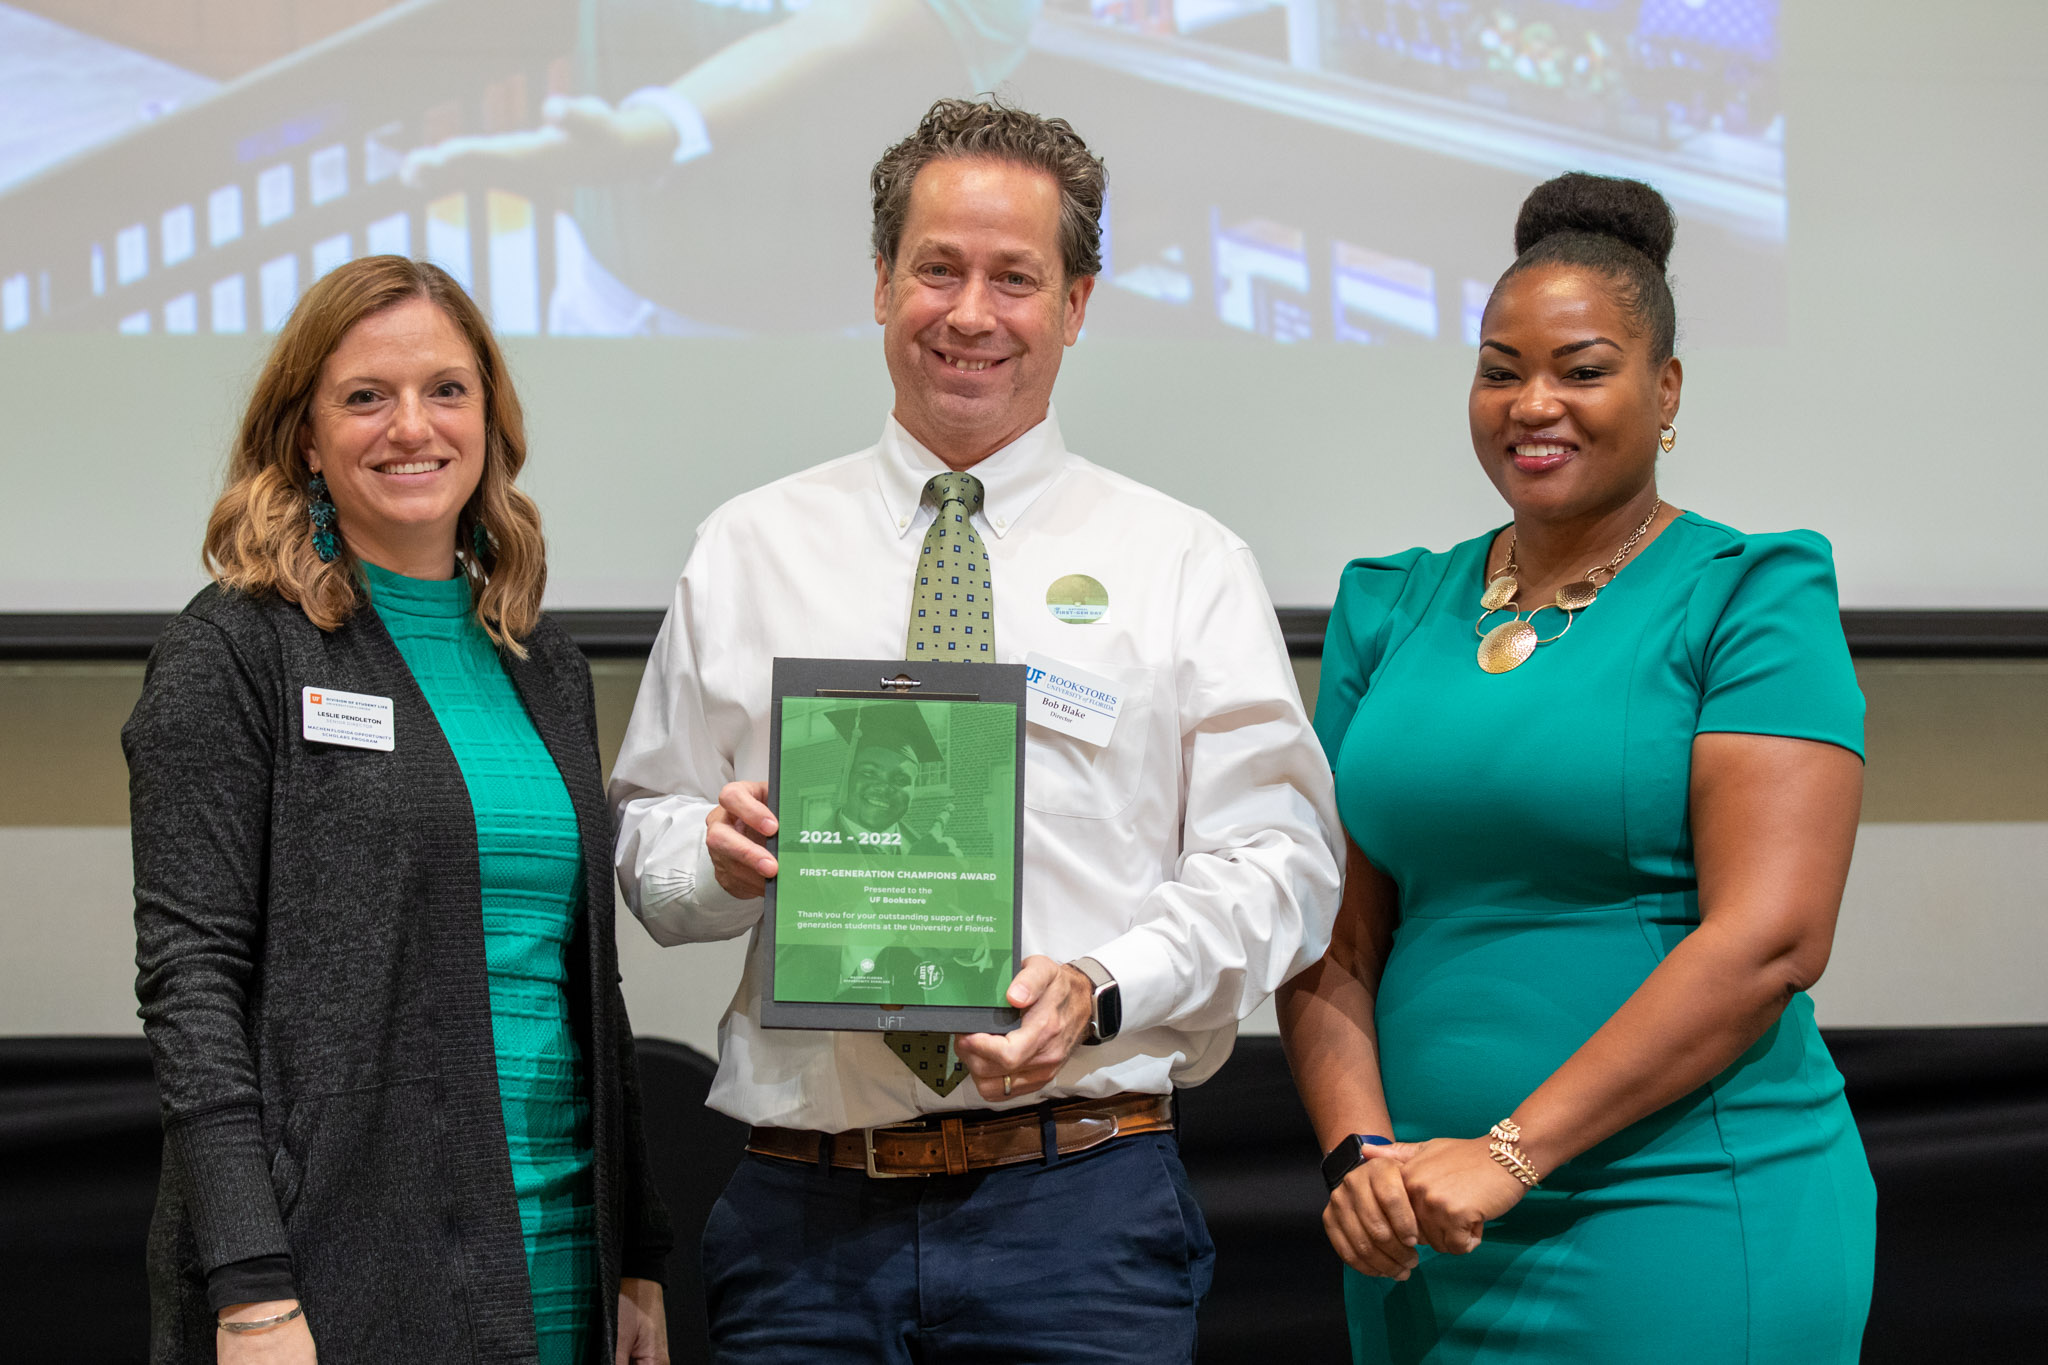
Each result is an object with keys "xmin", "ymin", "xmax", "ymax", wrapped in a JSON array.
[{"xmin": 610, "ymin": 98, "xmax": 1342, "ymax": 1362}]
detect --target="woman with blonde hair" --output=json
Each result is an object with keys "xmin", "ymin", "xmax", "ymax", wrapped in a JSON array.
[{"xmin": 125, "ymin": 255, "xmax": 673, "ymax": 1364}]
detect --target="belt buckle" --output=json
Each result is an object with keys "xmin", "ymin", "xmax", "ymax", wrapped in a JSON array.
[{"xmin": 862, "ymin": 1125, "xmax": 922, "ymax": 1179}]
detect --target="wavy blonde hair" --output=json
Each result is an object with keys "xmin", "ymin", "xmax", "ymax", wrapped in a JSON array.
[{"xmin": 203, "ymin": 256, "xmax": 545, "ymax": 654}]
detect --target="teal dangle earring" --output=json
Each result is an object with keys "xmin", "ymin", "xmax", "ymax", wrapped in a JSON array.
[
  {"xmin": 470, "ymin": 519, "xmax": 491, "ymax": 564},
  {"xmin": 307, "ymin": 474, "xmax": 340, "ymax": 563}
]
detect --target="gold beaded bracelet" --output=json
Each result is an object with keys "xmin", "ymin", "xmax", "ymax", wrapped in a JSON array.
[{"xmin": 1487, "ymin": 1118, "xmax": 1542, "ymax": 1188}]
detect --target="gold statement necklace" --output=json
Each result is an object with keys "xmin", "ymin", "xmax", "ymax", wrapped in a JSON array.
[{"xmin": 1475, "ymin": 498, "xmax": 1663, "ymax": 674}]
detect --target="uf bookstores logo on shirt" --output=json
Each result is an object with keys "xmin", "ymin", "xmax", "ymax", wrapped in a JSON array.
[{"xmin": 1023, "ymin": 653, "xmax": 1123, "ymax": 748}]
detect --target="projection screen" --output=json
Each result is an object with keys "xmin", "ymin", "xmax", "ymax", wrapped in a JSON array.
[{"xmin": 1, "ymin": 0, "xmax": 2041, "ymax": 612}]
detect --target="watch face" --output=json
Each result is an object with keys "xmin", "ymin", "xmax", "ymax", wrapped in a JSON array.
[
  {"xmin": 1321, "ymin": 1139, "xmax": 1359, "ymax": 1192},
  {"xmin": 1096, "ymin": 984, "xmax": 1121, "ymax": 1041},
  {"xmin": 1322, "ymin": 1134, "xmax": 1394, "ymax": 1189}
]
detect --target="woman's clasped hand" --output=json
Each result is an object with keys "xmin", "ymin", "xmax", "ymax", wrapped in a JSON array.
[{"xmin": 1325, "ymin": 1137, "xmax": 1531, "ymax": 1275}]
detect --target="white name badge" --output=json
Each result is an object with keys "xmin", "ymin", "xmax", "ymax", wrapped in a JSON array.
[
  {"xmin": 300, "ymin": 686, "xmax": 395, "ymax": 751},
  {"xmin": 1023, "ymin": 652, "xmax": 1123, "ymax": 748}
]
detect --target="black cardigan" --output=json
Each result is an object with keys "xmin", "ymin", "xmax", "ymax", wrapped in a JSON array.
[{"xmin": 125, "ymin": 585, "xmax": 673, "ymax": 1364}]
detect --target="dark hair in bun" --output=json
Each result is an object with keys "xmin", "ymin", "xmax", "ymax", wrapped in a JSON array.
[{"xmin": 1499, "ymin": 172, "xmax": 1678, "ymax": 363}]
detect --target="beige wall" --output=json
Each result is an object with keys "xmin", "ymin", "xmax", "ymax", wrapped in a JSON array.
[
  {"xmin": 15, "ymin": 655, "xmax": 2041, "ymax": 829},
  {"xmin": 3, "ymin": 655, "xmax": 2044, "ymax": 1048}
]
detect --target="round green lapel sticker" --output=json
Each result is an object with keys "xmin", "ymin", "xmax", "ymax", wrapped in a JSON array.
[{"xmin": 1045, "ymin": 574, "xmax": 1109, "ymax": 624}]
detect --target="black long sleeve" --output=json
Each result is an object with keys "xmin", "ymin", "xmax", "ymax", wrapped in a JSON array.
[{"xmin": 205, "ymin": 1254, "xmax": 298, "ymax": 1312}]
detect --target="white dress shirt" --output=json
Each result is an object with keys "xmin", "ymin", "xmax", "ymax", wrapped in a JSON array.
[{"xmin": 609, "ymin": 409, "xmax": 1342, "ymax": 1130}]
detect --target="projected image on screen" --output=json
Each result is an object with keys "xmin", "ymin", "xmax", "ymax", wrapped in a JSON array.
[{"xmin": 0, "ymin": 0, "xmax": 1783, "ymax": 344}]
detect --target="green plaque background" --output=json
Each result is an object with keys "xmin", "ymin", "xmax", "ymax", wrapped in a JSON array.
[{"xmin": 771, "ymin": 696, "xmax": 1018, "ymax": 1008}]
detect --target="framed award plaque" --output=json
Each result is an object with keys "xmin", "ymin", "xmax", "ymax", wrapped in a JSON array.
[{"xmin": 759, "ymin": 657, "xmax": 1027, "ymax": 1034}]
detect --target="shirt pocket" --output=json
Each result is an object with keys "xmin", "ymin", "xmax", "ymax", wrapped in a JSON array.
[{"xmin": 1024, "ymin": 664, "xmax": 1156, "ymax": 820}]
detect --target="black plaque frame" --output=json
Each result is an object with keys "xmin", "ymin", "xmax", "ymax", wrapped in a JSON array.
[{"xmin": 760, "ymin": 657, "xmax": 1027, "ymax": 1034}]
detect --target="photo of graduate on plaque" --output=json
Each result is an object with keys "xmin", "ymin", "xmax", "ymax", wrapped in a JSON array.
[
  {"xmin": 762, "ymin": 662, "xmax": 1025, "ymax": 1032},
  {"xmin": 821, "ymin": 703, "xmax": 966, "ymax": 860}
]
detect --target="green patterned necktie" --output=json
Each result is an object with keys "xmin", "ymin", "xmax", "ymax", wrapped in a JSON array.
[
  {"xmin": 893, "ymin": 470, "xmax": 995, "ymax": 1096},
  {"xmin": 907, "ymin": 470, "xmax": 995, "ymax": 662}
]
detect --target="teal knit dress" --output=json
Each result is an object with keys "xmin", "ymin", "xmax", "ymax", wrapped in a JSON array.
[
  {"xmin": 368, "ymin": 563, "xmax": 597, "ymax": 1363},
  {"xmin": 1317, "ymin": 514, "xmax": 1876, "ymax": 1363}
]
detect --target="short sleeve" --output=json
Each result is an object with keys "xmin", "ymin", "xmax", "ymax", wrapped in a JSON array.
[
  {"xmin": 1314, "ymin": 550, "xmax": 1429, "ymax": 767},
  {"xmin": 1687, "ymin": 530, "xmax": 1865, "ymax": 758},
  {"xmin": 924, "ymin": 0, "xmax": 1042, "ymax": 92}
]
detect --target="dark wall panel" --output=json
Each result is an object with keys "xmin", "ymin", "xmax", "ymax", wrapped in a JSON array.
[{"xmin": 3, "ymin": 1030, "xmax": 2040, "ymax": 1362}]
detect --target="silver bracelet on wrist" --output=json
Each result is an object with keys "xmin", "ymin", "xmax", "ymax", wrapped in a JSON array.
[{"xmin": 218, "ymin": 1304, "xmax": 304, "ymax": 1334}]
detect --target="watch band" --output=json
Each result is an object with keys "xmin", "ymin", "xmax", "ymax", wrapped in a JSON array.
[
  {"xmin": 1070, "ymin": 956, "xmax": 1120, "ymax": 1045},
  {"xmin": 1320, "ymin": 1133, "xmax": 1394, "ymax": 1192}
]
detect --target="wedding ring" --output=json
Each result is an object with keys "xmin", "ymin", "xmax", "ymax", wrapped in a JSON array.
[{"xmin": 1002, "ymin": 1074, "xmax": 1014, "ymax": 1097}]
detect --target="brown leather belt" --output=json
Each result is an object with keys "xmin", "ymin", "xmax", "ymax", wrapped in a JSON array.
[{"xmin": 748, "ymin": 1092, "xmax": 1174, "ymax": 1178}]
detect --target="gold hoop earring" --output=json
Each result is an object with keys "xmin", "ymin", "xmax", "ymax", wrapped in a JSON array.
[{"xmin": 1658, "ymin": 424, "xmax": 1677, "ymax": 454}]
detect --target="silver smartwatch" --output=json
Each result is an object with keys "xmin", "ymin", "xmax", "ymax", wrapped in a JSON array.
[{"xmin": 1070, "ymin": 956, "xmax": 1121, "ymax": 1045}]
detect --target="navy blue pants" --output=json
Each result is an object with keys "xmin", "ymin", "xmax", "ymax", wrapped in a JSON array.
[{"xmin": 702, "ymin": 1130, "xmax": 1215, "ymax": 1364}]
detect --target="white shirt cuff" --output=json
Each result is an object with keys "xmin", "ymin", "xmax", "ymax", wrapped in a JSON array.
[
  {"xmin": 689, "ymin": 837, "xmax": 760, "ymax": 926},
  {"xmin": 625, "ymin": 816, "xmax": 762, "ymax": 945},
  {"xmin": 620, "ymin": 86, "xmax": 713, "ymax": 166},
  {"xmin": 1080, "ymin": 933, "xmax": 1176, "ymax": 1038}
]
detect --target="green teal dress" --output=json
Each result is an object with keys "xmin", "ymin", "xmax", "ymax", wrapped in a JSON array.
[
  {"xmin": 368, "ymin": 564, "xmax": 597, "ymax": 1364},
  {"xmin": 1315, "ymin": 513, "xmax": 1876, "ymax": 1364}
]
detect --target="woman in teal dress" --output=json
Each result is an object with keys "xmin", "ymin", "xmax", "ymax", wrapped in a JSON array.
[
  {"xmin": 128, "ymin": 256, "xmax": 672, "ymax": 1362},
  {"xmin": 1278, "ymin": 174, "xmax": 1875, "ymax": 1363}
]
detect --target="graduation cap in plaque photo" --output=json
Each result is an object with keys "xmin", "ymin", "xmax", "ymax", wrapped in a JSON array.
[{"xmin": 816, "ymin": 702, "xmax": 963, "ymax": 857}]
